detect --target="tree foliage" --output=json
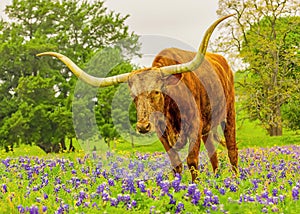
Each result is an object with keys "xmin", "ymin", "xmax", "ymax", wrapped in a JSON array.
[
  {"xmin": 215, "ymin": 0, "xmax": 299, "ymax": 136},
  {"xmin": 0, "ymin": 0, "xmax": 139, "ymax": 152}
]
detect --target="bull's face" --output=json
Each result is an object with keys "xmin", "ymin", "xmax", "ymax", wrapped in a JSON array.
[
  {"xmin": 128, "ymin": 68, "xmax": 165, "ymax": 134},
  {"xmin": 128, "ymin": 68, "xmax": 182, "ymax": 134}
]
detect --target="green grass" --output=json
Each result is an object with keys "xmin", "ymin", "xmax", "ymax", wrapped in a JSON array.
[
  {"xmin": 1, "ymin": 119, "xmax": 299, "ymax": 158},
  {"xmin": 236, "ymin": 119, "xmax": 300, "ymax": 148}
]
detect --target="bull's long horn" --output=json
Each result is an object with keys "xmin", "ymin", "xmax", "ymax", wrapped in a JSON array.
[
  {"xmin": 36, "ymin": 52, "xmax": 130, "ymax": 87},
  {"xmin": 160, "ymin": 14, "xmax": 235, "ymax": 76}
]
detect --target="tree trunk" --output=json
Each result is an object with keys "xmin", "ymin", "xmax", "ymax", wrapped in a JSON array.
[
  {"xmin": 69, "ymin": 138, "xmax": 75, "ymax": 152},
  {"xmin": 268, "ymin": 105, "xmax": 283, "ymax": 136},
  {"xmin": 268, "ymin": 125, "xmax": 282, "ymax": 136}
]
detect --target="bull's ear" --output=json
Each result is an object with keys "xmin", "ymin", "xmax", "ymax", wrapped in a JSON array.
[{"xmin": 163, "ymin": 73, "xmax": 183, "ymax": 86}]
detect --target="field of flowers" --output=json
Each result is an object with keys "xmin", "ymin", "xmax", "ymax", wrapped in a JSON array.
[{"xmin": 0, "ymin": 145, "xmax": 300, "ymax": 213}]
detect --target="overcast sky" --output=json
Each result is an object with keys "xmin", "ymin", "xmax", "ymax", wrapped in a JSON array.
[
  {"xmin": 0, "ymin": 0, "xmax": 223, "ymax": 68},
  {"xmin": 0, "ymin": 0, "xmax": 219, "ymax": 47}
]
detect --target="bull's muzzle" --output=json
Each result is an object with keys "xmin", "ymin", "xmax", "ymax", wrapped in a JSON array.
[{"xmin": 136, "ymin": 122, "xmax": 151, "ymax": 134}]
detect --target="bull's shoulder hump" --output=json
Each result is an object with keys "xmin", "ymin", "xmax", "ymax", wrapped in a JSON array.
[{"xmin": 152, "ymin": 48, "xmax": 197, "ymax": 67}]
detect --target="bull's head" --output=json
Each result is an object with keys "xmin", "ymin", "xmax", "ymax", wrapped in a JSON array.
[{"xmin": 37, "ymin": 14, "xmax": 234, "ymax": 134}]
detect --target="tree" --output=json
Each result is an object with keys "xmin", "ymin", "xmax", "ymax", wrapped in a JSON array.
[
  {"xmin": 0, "ymin": 0, "xmax": 139, "ymax": 152},
  {"xmin": 215, "ymin": 0, "xmax": 299, "ymax": 136}
]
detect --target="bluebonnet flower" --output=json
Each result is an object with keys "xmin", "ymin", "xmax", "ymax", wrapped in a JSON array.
[
  {"xmin": 273, "ymin": 196, "xmax": 279, "ymax": 204},
  {"xmin": 2, "ymin": 184, "xmax": 8, "ymax": 193},
  {"xmin": 203, "ymin": 195, "xmax": 211, "ymax": 207},
  {"xmin": 137, "ymin": 162, "xmax": 144, "ymax": 173},
  {"xmin": 211, "ymin": 204, "xmax": 218, "ymax": 211},
  {"xmin": 252, "ymin": 179, "xmax": 260, "ymax": 189},
  {"xmin": 96, "ymin": 183, "xmax": 106, "ymax": 194},
  {"xmin": 272, "ymin": 188, "xmax": 278, "ymax": 196},
  {"xmin": 122, "ymin": 176, "xmax": 136, "ymax": 194},
  {"xmin": 191, "ymin": 189, "xmax": 201, "ymax": 205},
  {"xmin": 17, "ymin": 205, "xmax": 25, "ymax": 213},
  {"xmin": 261, "ymin": 207, "xmax": 268, "ymax": 213},
  {"xmin": 219, "ymin": 187, "xmax": 226, "ymax": 195},
  {"xmin": 175, "ymin": 202, "xmax": 184, "ymax": 213},
  {"xmin": 204, "ymin": 189, "xmax": 213, "ymax": 197},
  {"xmin": 160, "ymin": 180, "xmax": 170, "ymax": 195},
  {"xmin": 229, "ymin": 184, "xmax": 237, "ymax": 192},
  {"xmin": 92, "ymin": 202, "xmax": 98, "ymax": 209},
  {"xmin": 187, "ymin": 183, "xmax": 197, "ymax": 196},
  {"xmin": 42, "ymin": 206, "xmax": 47, "ymax": 212},
  {"xmin": 172, "ymin": 177, "xmax": 181, "ymax": 192},
  {"xmin": 79, "ymin": 190, "xmax": 88, "ymax": 200},
  {"xmin": 212, "ymin": 195, "xmax": 219, "ymax": 204},
  {"xmin": 131, "ymin": 200, "xmax": 137, "ymax": 207},
  {"xmin": 117, "ymin": 194, "xmax": 124, "ymax": 202},
  {"xmin": 168, "ymin": 193, "xmax": 176, "ymax": 205},
  {"xmin": 108, "ymin": 178, "xmax": 115, "ymax": 186},
  {"xmin": 102, "ymin": 190, "xmax": 110, "ymax": 201},
  {"xmin": 76, "ymin": 200, "xmax": 82, "ymax": 206},
  {"xmin": 261, "ymin": 191, "xmax": 269, "ymax": 199},
  {"xmin": 137, "ymin": 180, "xmax": 146, "ymax": 193},
  {"xmin": 292, "ymin": 187, "xmax": 299, "ymax": 200},
  {"xmin": 224, "ymin": 178, "xmax": 231, "ymax": 188},
  {"xmin": 29, "ymin": 205, "xmax": 39, "ymax": 214},
  {"xmin": 123, "ymin": 194, "xmax": 131, "ymax": 203},
  {"xmin": 83, "ymin": 202, "xmax": 90, "ymax": 208}
]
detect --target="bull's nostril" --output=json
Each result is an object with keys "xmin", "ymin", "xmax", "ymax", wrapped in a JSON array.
[
  {"xmin": 145, "ymin": 123, "xmax": 151, "ymax": 130},
  {"xmin": 137, "ymin": 122, "xmax": 151, "ymax": 134}
]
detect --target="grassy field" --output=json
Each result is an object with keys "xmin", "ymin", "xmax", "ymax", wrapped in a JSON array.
[
  {"xmin": 0, "ymin": 120, "xmax": 299, "ymax": 214},
  {"xmin": 2, "ymin": 118, "xmax": 298, "ymax": 157}
]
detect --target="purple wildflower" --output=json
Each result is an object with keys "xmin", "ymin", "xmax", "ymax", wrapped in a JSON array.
[
  {"xmin": 212, "ymin": 195, "xmax": 219, "ymax": 204},
  {"xmin": 175, "ymin": 202, "xmax": 184, "ymax": 213},
  {"xmin": 2, "ymin": 184, "xmax": 7, "ymax": 193},
  {"xmin": 262, "ymin": 207, "xmax": 268, "ymax": 213},
  {"xmin": 160, "ymin": 180, "xmax": 170, "ymax": 195},
  {"xmin": 131, "ymin": 200, "xmax": 137, "ymax": 207},
  {"xmin": 292, "ymin": 187, "xmax": 299, "ymax": 200},
  {"xmin": 203, "ymin": 196, "xmax": 211, "ymax": 207},
  {"xmin": 261, "ymin": 191, "xmax": 269, "ymax": 199},
  {"xmin": 29, "ymin": 205, "xmax": 39, "ymax": 214},
  {"xmin": 168, "ymin": 193, "xmax": 176, "ymax": 205},
  {"xmin": 229, "ymin": 184, "xmax": 237, "ymax": 192},
  {"xmin": 102, "ymin": 190, "xmax": 110, "ymax": 201},
  {"xmin": 219, "ymin": 187, "xmax": 226, "ymax": 195},
  {"xmin": 172, "ymin": 174, "xmax": 181, "ymax": 192},
  {"xmin": 108, "ymin": 178, "xmax": 115, "ymax": 186},
  {"xmin": 137, "ymin": 180, "xmax": 146, "ymax": 193},
  {"xmin": 272, "ymin": 188, "xmax": 278, "ymax": 196},
  {"xmin": 191, "ymin": 189, "xmax": 201, "ymax": 205},
  {"xmin": 187, "ymin": 183, "xmax": 197, "ymax": 196},
  {"xmin": 17, "ymin": 205, "xmax": 25, "ymax": 213},
  {"xmin": 211, "ymin": 204, "xmax": 218, "ymax": 211}
]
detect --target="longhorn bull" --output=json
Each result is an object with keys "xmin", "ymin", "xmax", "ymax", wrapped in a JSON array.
[{"xmin": 38, "ymin": 14, "xmax": 238, "ymax": 181}]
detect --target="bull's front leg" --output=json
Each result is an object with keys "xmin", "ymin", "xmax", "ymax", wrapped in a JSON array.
[
  {"xmin": 156, "ymin": 127, "xmax": 183, "ymax": 175},
  {"xmin": 187, "ymin": 134, "xmax": 201, "ymax": 182}
]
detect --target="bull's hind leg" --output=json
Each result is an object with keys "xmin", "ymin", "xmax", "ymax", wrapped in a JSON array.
[
  {"xmin": 224, "ymin": 105, "xmax": 238, "ymax": 173},
  {"xmin": 202, "ymin": 133, "xmax": 218, "ymax": 173}
]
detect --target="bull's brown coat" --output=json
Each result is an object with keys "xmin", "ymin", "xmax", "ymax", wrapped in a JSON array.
[
  {"xmin": 37, "ymin": 15, "xmax": 238, "ymax": 181},
  {"xmin": 130, "ymin": 48, "xmax": 238, "ymax": 181}
]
